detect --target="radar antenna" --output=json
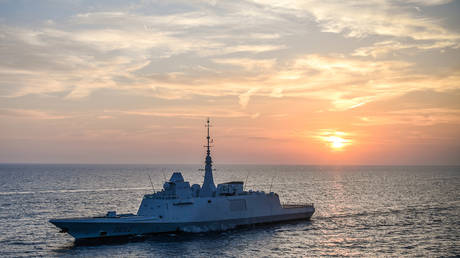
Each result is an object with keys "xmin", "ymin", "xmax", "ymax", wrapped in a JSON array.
[
  {"xmin": 200, "ymin": 117, "xmax": 216, "ymax": 196},
  {"xmin": 205, "ymin": 117, "xmax": 212, "ymax": 155}
]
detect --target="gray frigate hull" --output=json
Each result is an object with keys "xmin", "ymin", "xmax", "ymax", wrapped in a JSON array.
[{"xmin": 50, "ymin": 208, "xmax": 314, "ymax": 240}]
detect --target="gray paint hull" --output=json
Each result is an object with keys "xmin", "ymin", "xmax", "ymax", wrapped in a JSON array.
[{"xmin": 50, "ymin": 209, "xmax": 314, "ymax": 240}]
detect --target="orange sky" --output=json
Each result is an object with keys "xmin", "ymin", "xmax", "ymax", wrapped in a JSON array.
[{"xmin": 0, "ymin": 0, "xmax": 459, "ymax": 165}]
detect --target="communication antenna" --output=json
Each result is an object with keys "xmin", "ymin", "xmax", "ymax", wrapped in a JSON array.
[
  {"xmin": 201, "ymin": 117, "xmax": 216, "ymax": 196},
  {"xmin": 148, "ymin": 175, "xmax": 155, "ymax": 193},
  {"xmin": 244, "ymin": 172, "xmax": 250, "ymax": 191},
  {"xmin": 269, "ymin": 176, "xmax": 276, "ymax": 193},
  {"xmin": 204, "ymin": 117, "xmax": 213, "ymax": 153}
]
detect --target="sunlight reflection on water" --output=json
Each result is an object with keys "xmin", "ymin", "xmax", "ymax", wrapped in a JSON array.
[{"xmin": 0, "ymin": 164, "xmax": 458, "ymax": 256}]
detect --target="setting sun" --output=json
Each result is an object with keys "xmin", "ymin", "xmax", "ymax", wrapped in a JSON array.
[
  {"xmin": 317, "ymin": 131, "xmax": 352, "ymax": 151},
  {"xmin": 328, "ymin": 136, "xmax": 346, "ymax": 149}
]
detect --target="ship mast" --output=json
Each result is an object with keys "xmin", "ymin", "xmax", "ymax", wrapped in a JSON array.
[{"xmin": 200, "ymin": 118, "xmax": 216, "ymax": 197}]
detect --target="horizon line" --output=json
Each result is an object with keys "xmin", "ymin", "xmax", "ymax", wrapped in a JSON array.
[{"xmin": 1, "ymin": 162, "xmax": 459, "ymax": 167}]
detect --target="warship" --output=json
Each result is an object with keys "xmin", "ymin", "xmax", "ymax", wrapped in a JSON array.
[{"xmin": 50, "ymin": 119, "xmax": 315, "ymax": 240}]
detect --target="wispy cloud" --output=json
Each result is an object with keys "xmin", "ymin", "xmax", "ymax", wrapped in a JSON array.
[
  {"xmin": 238, "ymin": 88, "xmax": 259, "ymax": 109},
  {"xmin": 1, "ymin": 0, "xmax": 459, "ymax": 105},
  {"xmin": 254, "ymin": 0, "xmax": 460, "ymax": 52},
  {"xmin": 352, "ymin": 40, "xmax": 460, "ymax": 58},
  {"xmin": 107, "ymin": 109, "xmax": 257, "ymax": 119},
  {"xmin": 0, "ymin": 109, "xmax": 71, "ymax": 120},
  {"xmin": 357, "ymin": 108, "xmax": 460, "ymax": 126},
  {"xmin": 295, "ymin": 1, "xmax": 454, "ymax": 38},
  {"xmin": 212, "ymin": 58, "xmax": 276, "ymax": 71}
]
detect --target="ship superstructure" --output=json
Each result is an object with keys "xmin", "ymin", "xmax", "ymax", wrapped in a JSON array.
[{"xmin": 50, "ymin": 119, "xmax": 315, "ymax": 240}]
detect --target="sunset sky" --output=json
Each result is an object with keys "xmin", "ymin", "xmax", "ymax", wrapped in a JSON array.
[{"xmin": 1, "ymin": 0, "xmax": 459, "ymax": 165}]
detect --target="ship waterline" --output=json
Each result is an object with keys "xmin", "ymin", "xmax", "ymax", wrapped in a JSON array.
[{"xmin": 50, "ymin": 204, "xmax": 314, "ymax": 239}]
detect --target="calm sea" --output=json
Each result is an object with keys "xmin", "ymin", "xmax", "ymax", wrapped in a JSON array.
[{"xmin": 0, "ymin": 164, "xmax": 458, "ymax": 257}]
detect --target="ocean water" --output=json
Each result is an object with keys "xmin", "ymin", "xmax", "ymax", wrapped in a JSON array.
[{"xmin": 0, "ymin": 164, "xmax": 458, "ymax": 257}]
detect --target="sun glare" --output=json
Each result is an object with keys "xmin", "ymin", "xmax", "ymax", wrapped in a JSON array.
[
  {"xmin": 318, "ymin": 131, "xmax": 352, "ymax": 151},
  {"xmin": 328, "ymin": 136, "xmax": 346, "ymax": 149}
]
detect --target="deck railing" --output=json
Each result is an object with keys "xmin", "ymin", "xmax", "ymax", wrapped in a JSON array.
[{"xmin": 282, "ymin": 203, "xmax": 314, "ymax": 209}]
